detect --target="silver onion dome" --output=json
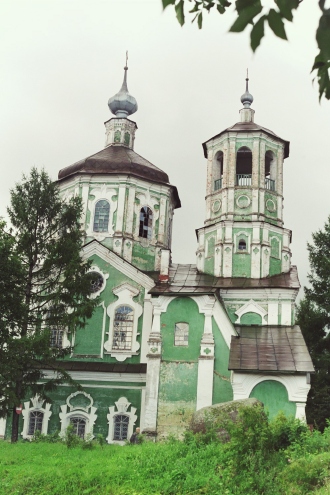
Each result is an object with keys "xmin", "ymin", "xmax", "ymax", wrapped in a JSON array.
[
  {"xmin": 240, "ymin": 72, "xmax": 253, "ymax": 108},
  {"xmin": 108, "ymin": 63, "xmax": 138, "ymax": 119}
]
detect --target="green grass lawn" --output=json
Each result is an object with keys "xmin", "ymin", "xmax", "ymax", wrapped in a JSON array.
[{"xmin": 1, "ymin": 410, "xmax": 330, "ymax": 495}]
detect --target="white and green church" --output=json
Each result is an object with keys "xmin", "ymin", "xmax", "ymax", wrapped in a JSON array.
[{"xmin": 1, "ymin": 67, "xmax": 314, "ymax": 442}]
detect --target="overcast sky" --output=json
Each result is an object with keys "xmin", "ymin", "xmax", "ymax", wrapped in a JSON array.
[{"xmin": 1, "ymin": 0, "xmax": 329, "ymax": 295}]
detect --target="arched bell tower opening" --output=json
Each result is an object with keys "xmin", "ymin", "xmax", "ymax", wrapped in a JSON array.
[
  {"xmin": 236, "ymin": 146, "xmax": 252, "ymax": 186},
  {"xmin": 265, "ymin": 150, "xmax": 276, "ymax": 191},
  {"xmin": 213, "ymin": 150, "xmax": 223, "ymax": 191}
]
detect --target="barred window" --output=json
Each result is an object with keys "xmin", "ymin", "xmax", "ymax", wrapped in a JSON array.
[
  {"xmin": 139, "ymin": 206, "xmax": 152, "ymax": 239},
  {"xmin": 93, "ymin": 200, "xmax": 110, "ymax": 232},
  {"xmin": 50, "ymin": 328, "xmax": 63, "ymax": 348},
  {"xmin": 112, "ymin": 306, "xmax": 134, "ymax": 351},
  {"xmin": 70, "ymin": 416, "xmax": 86, "ymax": 439},
  {"xmin": 174, "ymin": 322, "xmax": 189, "ymax": 346},
  {"xmin": 113, "ymin": 414, "xmax": 129, "ymax": 441},
  {"xmin": 28, "ymin": 411, "xmax": 44, "ymax": 435}
]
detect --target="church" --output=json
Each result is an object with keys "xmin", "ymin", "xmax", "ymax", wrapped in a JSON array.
[{"xmin": 2, "ymin": 64, "xmax": 314, "ymax": 442}]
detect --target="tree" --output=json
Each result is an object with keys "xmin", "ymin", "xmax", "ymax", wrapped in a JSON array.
[
  {"xmin": 0, "ymin": 168, "xmax": 98, "ymax": 442},
  {"xmin": 162, "ymin": 0, "xmax": 330, "ymax": 101},
  {"xmin": 296, "ymin": 215, "xmax": 330, "ymax": 429}
]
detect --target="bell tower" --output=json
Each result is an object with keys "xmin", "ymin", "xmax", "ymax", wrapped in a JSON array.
[{"xmin": 196, "ymin": 77, "xmax": 291, "ymax": 279}]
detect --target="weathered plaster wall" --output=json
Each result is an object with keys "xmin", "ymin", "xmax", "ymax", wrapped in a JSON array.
[{"xmin": 212, "ymin": 317, "xmax": 233, "ymax": 404}]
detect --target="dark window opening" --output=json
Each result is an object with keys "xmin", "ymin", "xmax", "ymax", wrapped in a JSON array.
[
  {"xmin": 28, "ymin": 411, "xmax": 44, "ymax": 435},
  {"xmin": 139, "ymin": 206, "xmax": 152, "ymax": 239},
  {"xmin": 238, "ymin": 240, "xmax": 247, "ymax": 251},
  {"xmin": 70, "ymin": 416, "xmax": 86, "ymax": 439},
  {"xmin": 113, "ymin": 414, "xmax": 129, "ymax": 440},
  {"xmin": 112, "ymin": 306, "xmax": 134, "ymax": 351},
  {"xmin": 236, "ymin": 147, "xmax": 252, "ymax": 186},
  {"xmin": 213, "ymin": 150, "xmax": 224, "ymax": 191}
]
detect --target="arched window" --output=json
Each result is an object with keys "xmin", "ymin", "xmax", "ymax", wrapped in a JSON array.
[
  {"xmin": 139, "ymin": 206, "xmax": 152, "ymax": 239},
  {"xmin": 70, "ymin": 416, "xmax": 86, "ymax": 439},
  {"xmin": 28, "ymin": 411, "xmax": 44, "ymax": 435},
  {"xmin": 236, "ymin": 146, "xmax": 252, "ymax": 186},
  {"xmin": 265, "ymin": 150, "xmax": 276, "ymax": 191},
  {"xmin": 174, "ymin": 322, "xmax": 189, "ymax": 346},
  {"xmin": 93, "ymin": 200, "xmax": 110, "ymax": 232},
  {"xmin": 238, "ymin": 240, "xmax": 247, "ymax": 251},
  {"xmin": 113, "ymin": 414, "xmax": 130, "ymax": 441},
  {"xmin": 213, "ymin": 150, "xmax": 223, "ymax": 191},
  {"xmin": 112, "ymin": 306, "xmax": 134, "ymax": 351}
]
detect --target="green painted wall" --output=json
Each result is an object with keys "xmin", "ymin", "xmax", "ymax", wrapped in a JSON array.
[
  {"xmin": 5, "ymin": 385, "xmax": 143, "ymax": 440},
  {"xmin": 212, "ymin": 317, "xmax": 233, "ymax": 404},
  {"xmin": 204, "ymin": 234, "xmax": 215, "ymax": 275},
  {"xmin": 240, "ymin": 312, "xmax": 262, "ymax": 325},
  {"xmin": 249, "ymin": 380, "xmax": 296, "ymax": 419},
  {"xmin": 132, "ymin": 242, "xmax": 156, "ymax": 271},
  {"xmin": 160, "ymin": 297, "xmax": 204, "ymax": 361},
  {"xmin": 74, "ymin": 305, "xmax": 104, "ymax": 356}
]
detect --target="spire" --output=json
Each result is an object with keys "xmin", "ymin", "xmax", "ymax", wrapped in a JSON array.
[
  {"xmin": 239, "ymin": 70, "xmax": 255, "ymax": 123},
  {"xmin": 240, "ymin": 69, "xmax": 254, "ymax": 108},
  {"xmin": 108, "ymin": 52, "xmax": 138, "ymax": 119}
]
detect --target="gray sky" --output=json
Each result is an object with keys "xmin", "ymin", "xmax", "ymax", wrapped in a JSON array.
[{"xmin": 1, "ymin": 0, "xmax": 329, "ymax": 295}]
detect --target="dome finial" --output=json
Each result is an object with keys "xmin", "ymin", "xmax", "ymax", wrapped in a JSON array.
[
  {"xmin": 240, "ymin": 69, "xmax": 253, "ymax": 108},
  {"xmin": 108, "ymin": 52, "xmax": 138, "ymax": 119}
]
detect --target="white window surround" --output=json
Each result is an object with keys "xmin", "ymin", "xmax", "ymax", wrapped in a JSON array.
[
  {"xmin": 106, "ymin": 396, "xmax": 137, "ymax": 445},
  {"xmin": 234, "ymin": 231, "xmax": 251, "ymax": 253},
  {"xmin": 87, "ymin": 184, "xmax": 118, "ymax": 241},
  {"xmin": 235, "ymin": 299, "xmax": 268, "ymax": 325},
  {"xmin": 104, "ymin": 283, "xmax": 143, "ymax": 361},
  {"xmin": 88, "ymin": 265, "xmax": 109, "ymax": 299},
  {"xmin": 21, "ymin": 395, "xmax": 52, "ymax": 439},
  {"xmin": 59, "ymin": 391, "xmax": 97, "ymax": 439}
]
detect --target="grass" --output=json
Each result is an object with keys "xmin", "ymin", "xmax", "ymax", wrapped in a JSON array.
[{"xmin": 1, "ymin": 409, "xmax": 330, "ymax": 495}]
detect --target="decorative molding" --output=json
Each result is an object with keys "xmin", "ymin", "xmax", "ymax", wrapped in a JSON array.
[
  {"xmin": 88, "ymin": 265, "xmax": 109, "ymax": 299},
  {"xmin": 86, "ymin": 185, "xmax": 118, "ymax": 241},
  {"xmin": 21, "ymin": 395, "xmax": 52, "ymax": 439},
  {"xmin": 59, "ymin": 392, "xmax": 97, "ymax": 439},
  {"xmin": 106, "ymin": 396, "xmax": 137, "ymax": 444},
  {"xmin": 235, "ymin": 299, "xmax": 268, "ymax": 324}
]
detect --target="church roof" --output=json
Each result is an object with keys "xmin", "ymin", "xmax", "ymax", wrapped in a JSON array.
[
  {"xmin": 149, "ymin": 264, "xmax": 300, "ymax": 295},
  {"xmin": 58, "ymin": 145, "xmax": 181, "ymax": 208},
  {"xmin": 202, "ymin": 121, "xmax": 290, "ymax": 159},
  {"xmin": 229, "ymin": 325, "xmax": 314, "ymax": 373}
]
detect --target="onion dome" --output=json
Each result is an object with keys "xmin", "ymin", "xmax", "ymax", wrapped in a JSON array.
[
  {"xmin": 108, "ymin": 62, "xmax": 138, "ymax": 119},
  {"xmin": 240, "ymin": 71, "xmax": 253, "ymax": 108}
]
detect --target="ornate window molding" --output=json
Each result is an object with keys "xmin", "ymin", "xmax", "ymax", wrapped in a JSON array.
[
  {"xmin": 59, "ymin": 391, "xmax": 97, "ymax": 439},
  {"xmin": 21, "ymin": 396, "xmax": 52, "ymax": 439},
  {"xmin": 87, "ymin": 185, "xmax": 118, "ymax": 241},
  {"xmin": 104, "ymin": 283, "xmax": 142, "ymax": 361},
  {"xmin": 106, "ymin": 396, "xmax": 137, "ymax": 445},
  {"xmin": 235, "ymin": 299, "xmax": 267, "ymax": 324},
  {"xmin": 234, "ymin": 231, "xmax": 251, "ymax": 253},
  {"xmin": 93, "ymin": 200, "xmax": 110, "ymax": 232},
  {"xmin": 134, "ymin": 191, "xmax": 159, "ymax": 245}
]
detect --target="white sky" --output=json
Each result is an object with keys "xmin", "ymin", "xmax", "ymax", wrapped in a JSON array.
[{"xmin": 0, "ymin": 0, "xmax": 329, "ymax": 295}]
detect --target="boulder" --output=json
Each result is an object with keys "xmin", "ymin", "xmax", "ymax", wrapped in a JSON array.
[{"xmin": 189, "ymin": 398, "xmax": 264, "ymax": 441}]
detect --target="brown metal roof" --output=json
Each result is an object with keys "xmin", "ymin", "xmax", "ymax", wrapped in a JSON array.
[
  {"xmin": 202, "ymin": 121, "xmax": 290, "ymax": 159},
  {"xmin": 229, "ymin": 325, "xmax": 314, "ymax": 373},
  {"xmin": 58, "ymin": 145, "xmax": 181, "ymax": 208},
  {"xmin": 150, "ymin": 264, "xmax": 300, "ymax": 295}
]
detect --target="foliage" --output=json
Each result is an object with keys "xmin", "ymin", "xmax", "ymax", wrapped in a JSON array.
[
  {"xmin": 0, "ymin": 168, "xmax": 98, "ymax": 441},
  {"xmin": 2, "ymin": 412, "xmax": 330, "ymax": 495},
  {"xmin": 296, "ymin": 216, "xmax": 330, "ymax": 430},
  {"xmin": 162, "ymin": 0, "xmax": 330, "ymax": 101}
]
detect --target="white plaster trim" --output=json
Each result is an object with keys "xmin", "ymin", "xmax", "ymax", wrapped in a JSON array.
[
  {"xmin": 66, "ymin": 391, "xmax": 93, "ymax": 412},
  {"xmin": 105, "ymin": 283, "xmax": 143, "ymax": 361},
  {"xmin": 212, "ymin": 299, "xmax": 237, "ymax": 348},
  {"xmin": 21, "ymin": 395, "xmax": 52, "ymax": 439},
  {"xmin": 234, "ymin": 230, "xmax": 251, "ymax": 253},
  {"xmin": 235, "ymin": 299, "xmax": 268, "ymax": 324},
  {"xmin": 81, "ymin": 241, "xmax": 155, "ymax": 291},
  {"xmin": 59, "ymin": 392, "xmax": 97, "ymax": 439},
  {"xmin": 231, "ymin": 372, "xmax": 310, "ymax": 403},
  {"xmin": 107, "ymin": 396, "xmax": 137, "ymax": 445},
  {"xmin": 86, "ymin": 185, "xmax": 118, "ymax": 241},
  {"xmin": 0, "ymin": 417, "xmax": 6, "ymax": 439}
]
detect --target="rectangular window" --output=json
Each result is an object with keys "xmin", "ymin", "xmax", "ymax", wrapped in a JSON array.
[{"xmin": 174, "ymin": 322, "xmax": 189, "ymax": 346}]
